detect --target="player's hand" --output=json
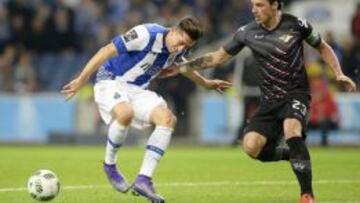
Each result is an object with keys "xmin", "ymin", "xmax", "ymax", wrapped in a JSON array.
[
  {"xmin": 61, "ymin": 77, "xmax": 85, "ymax": 101},
  {"xmin": 204, "ymin": 79, "xmax": 232, "ymax": 91},
  {"xmin": 158, "ymin": 65, "xmax": 180, "ymax": 79},
  {"xmin": 336, "ymin": 74, "xmax": 357, "ymax": 92}
]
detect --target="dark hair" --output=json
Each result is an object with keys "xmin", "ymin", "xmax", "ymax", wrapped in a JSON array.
[
  {"xmin": 177, "ymin": 16, "xmax": 204, "ymax": 41},
  {"xmin": 268, "ymin": 0, "xmax": 282, "ymax": 10}
]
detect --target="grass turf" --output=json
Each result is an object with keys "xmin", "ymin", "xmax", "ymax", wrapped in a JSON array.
[{"xmin": 0, "ymin": 146, "xmax": 359, "ymax": 203}]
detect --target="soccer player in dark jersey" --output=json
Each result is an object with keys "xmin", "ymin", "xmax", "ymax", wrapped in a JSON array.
[{"xmin": 163, "ymin": 0, "xmax": 357, "ymax": 202}]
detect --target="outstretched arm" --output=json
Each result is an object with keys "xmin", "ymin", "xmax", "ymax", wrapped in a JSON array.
[
  {"xmin": 182, "ymin": 70, "xmax": 232, "ymax": 90},
  {"xmin": 179, "ymin": 47, "xmax": 233, "ymax": 73},
  {"xmin": 316, "ymin": 40, "xmax": 357, "ymax": 92},
  {"xmin": 61, "ymin": 43, "xmax": 118, "ymax": 100}
]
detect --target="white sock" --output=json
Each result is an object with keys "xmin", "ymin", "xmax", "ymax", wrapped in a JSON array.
[
  {"xmin": 139, "ymin": 126, "xmax": 173, "ymax": 177},
  {"xmin": 104, "ymin": 121, "xmax": 128, "ymax": 165}
]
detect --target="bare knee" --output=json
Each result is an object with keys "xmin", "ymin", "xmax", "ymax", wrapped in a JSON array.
[
  {"xmin": 112, "ymin": 102, "xmax": 134, "ymax": 126},
  {"xmin": 283, "ymin": 118, "xmax": 302, "ymax": 139},
  {"xmin": 243, "ymin": 132, "xmax": 267, "ymax": 159},
  {"xmin": 150, "ymin": 106, "xmax": 177, "ymax": 128}
]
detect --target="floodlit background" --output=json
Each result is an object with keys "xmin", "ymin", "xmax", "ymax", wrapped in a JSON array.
[{"xmin": 0, "ymin": 0, "xmax": 359, "ymax": 202}]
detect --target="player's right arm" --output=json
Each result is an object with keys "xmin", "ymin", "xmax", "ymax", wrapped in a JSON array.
[
  {"xmin": 62, "ymin": 25, "xmax": 149, "ymax": 100},
  {"xmin": 297, "ymin": 17, "xmax": 357, "ymax": 92},
  {"xmin": 178, "ymin": 26, "xmax": 246, "ymax": 73},
  {"xmin": 178, "ymin": 48, "xmax": 233, "ymax": 73},
  {"xmin": 61, "ymin": 43, "xmax": 118, "ymax": 100}
]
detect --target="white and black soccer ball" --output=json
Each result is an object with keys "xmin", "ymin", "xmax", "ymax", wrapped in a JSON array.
[{"xmin": 27, "ymin": 169, "xmax": 60, "ymax": 201}]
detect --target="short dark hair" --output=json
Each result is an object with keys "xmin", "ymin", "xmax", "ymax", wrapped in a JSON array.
[
  {"xmin": 268, "ymin": 0, "xmax": 282, "ymax": 10},
  {"xmin": 177, "ymin": 16, "xmax": 204, "ymax": 41}
]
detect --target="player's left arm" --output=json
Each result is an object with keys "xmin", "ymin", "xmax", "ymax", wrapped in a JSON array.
[
  {"xmin": 299, "ymin": 17, "xmax": 357, "ymax": 92},
  {"xmin": 179, "ymin": 47, "xmax": 234, "ymax": 73},
  {"xmin": 182, "ymin": 70, "xmax": 232, "ymax": 90},
  {"xmin": 316, "ymin": 40, "xmax": 356, "ymax": 92},
  {"xmin": 157, "ymin": 48, "xmax": 233, "ymax": 78}
]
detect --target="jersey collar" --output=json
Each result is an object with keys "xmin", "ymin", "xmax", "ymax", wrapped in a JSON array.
[{"xmin": 259, "ymin": 11, "xmax": 283, "ymax": 32}]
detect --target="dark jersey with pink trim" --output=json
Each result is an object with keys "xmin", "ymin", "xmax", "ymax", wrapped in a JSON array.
[{"xmin": 223, "ymin": 13, "xmax": 321, "ymax": 104}]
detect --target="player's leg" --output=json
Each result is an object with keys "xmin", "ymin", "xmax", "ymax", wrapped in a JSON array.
[
  {"xmin": 242, "ymin": 108, "xmax": 290, "ymax": 162},
  {"xmin": 242, "ymin": 131, "xmax": 267, "ymax": 158},
  {"xmin": 104, "ymin": 102, "xmax": 133, "ymax": 165},
  {"xmin": 280, "ymin": 96, "xmax": 314, "ymax": 202},
  {"xmin": 94, "ymin": 81, "xmax": 133, "ymax": 193},
  {"xmin": 138, "ymin": 104, "xmax": 176, "ymax": 178},
  {"xmin": 132, "ymin": 104, "xmax": 175, "ymax": 203},
  {"xmin": 130, "ymin": 90, "xmax": 174, "ymax": 202},
  {"xmin": 284, "ymin": 118, "xmax": 314, "ymax": 202},
  {"xmin": 242, "ymin": 131, "xmax": 290, "ymax": 162}
]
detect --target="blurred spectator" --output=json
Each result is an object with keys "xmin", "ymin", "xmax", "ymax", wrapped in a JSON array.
[
  {"xmin": 13, "ymin": 51, "xmax": 37, "ymax": 92},
  {"xmin": 0, "ymin": 45, "xmax": 16, "ymax": 92},
  {"xmin": 342, "ymin": 40, "xmax": 360, "ymax": 90},
  {"xmin": 0, "ymin": 5, "xmax": 10, "ymax": 50},
  {"xmin": 308, "ymin": 65, "xmax": 339, "ymax": 146},
  {"xmin": 351, "ymin": 3, "xmax": 360, "ymax": 42},
  {"xmin": 324, "ymin": 31, "xmax": 344, "ymax": 63},
  {"xmin": 51, "ymin": 5, "xmax": 77, "ymax": 52}
]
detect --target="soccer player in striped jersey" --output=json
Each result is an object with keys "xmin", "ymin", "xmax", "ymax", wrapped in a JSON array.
[
  {"xmin": 62, "ymin": 16, "xmax": 231, "ymax": 203},
  {"xmin": 165, "ymin": 1, "xmax": 357, "ymax": 202}
]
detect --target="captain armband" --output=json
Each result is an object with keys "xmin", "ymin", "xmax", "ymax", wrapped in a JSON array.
[{"xmin": 305, "ymin": 31, "xmax": 321, "ymax": 47}]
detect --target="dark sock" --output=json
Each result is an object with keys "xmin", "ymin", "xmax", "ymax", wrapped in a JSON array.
[
  {"xmin": 286, "ymin": 137, "xmax": 313, "ymax": 196},
  {"xmin": 257, "ymin": 143, "xmax": 290, "ymax": 162}
]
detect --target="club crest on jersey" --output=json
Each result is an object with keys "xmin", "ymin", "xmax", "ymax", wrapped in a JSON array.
[
  {"xmin": 123, "ymin": 29, "xmax": 138, "ymax": 42},
  {"xmin": 279, "ymin": 34, "xmax": 294, "ymax": 43}
]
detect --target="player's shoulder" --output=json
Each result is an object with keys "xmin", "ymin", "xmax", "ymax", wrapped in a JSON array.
[
  {"xmin": 282, "ymin": 13, "xmax": 299, "ymax": 22},
  {"xmin": 144, "ymin": 23, "xmax": 169, "ymax": 36},
  {"xmin": 128, "ymin": 24, "xmax": 151, "ymax": 40},
  {"xmin": 235, "ymin": 21, "xmax": 257, "ymax": 34},
  {"xmin": 282, "ymin": 13, "xmax": 310, "ymax": 28},
  {"xmin": 120, "ymin": 24, "xmax": 151, "ymax": 51}
]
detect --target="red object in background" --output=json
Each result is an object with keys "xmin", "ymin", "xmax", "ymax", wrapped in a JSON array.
[
  {"xmin": 352, "ymin": 8, "xmax": 360, "ymax": 40},
  {"xmin": 309, "ymin": 78, "xmax": 338, "ymax": 125}
]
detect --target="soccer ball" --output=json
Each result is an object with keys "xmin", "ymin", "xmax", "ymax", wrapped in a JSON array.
[{"xmin": 27, "ymin": 169, "xmax": 60, "ymax": 201}]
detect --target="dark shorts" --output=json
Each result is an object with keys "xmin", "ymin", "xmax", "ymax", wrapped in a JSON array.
[{"xmin": 244, "ymin": 93, "xmax": 310, "ymax": 143}]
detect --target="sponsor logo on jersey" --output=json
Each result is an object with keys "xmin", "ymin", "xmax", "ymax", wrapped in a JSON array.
[
  {"xmin": 254, "ymin": 34, "xmax": 264, "ymax": 39},
  {"xmin": 279, "ymin": 34, "xmax": 294, "ymax": 43}
]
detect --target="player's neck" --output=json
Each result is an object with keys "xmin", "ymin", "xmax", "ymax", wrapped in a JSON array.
[
  {"xmin": 164, "ymin": 29, "xmax": 172, "ymax": 52},
  {"xmin": 262, "ymin": 10, "xmax": 282, "ymax": 31}
]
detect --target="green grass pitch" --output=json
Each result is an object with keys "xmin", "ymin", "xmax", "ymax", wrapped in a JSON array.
[{"xmin": 0, "ymin": 146, "xmax": 359, "ymax": 203}]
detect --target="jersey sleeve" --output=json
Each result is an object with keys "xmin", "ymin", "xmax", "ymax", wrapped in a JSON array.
[
  {"xmin": 296, "ymin": 17, "xmax": 322, "ymax": 47},
  {"xmin": 222, "ymin": 26, "xmax": 246, "ymax": 56},
  {"xmin": 112, "ymin": 25, "xmax": 150, "ymax": 53}
]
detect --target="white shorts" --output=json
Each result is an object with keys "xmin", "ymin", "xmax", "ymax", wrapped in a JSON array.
[{"xmin": 94, "ymin": 80, "xmax": 166, "ymax": 130}]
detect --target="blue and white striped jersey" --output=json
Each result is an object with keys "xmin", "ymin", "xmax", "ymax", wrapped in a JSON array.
[{"xmin": 95, "ymin": 23, "xmax": 186, "ymax": 88}]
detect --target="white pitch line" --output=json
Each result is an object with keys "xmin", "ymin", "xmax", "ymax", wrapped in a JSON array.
[{"xmin": 1, "ymin": 179, "xmax": 360, "ymax": 193}]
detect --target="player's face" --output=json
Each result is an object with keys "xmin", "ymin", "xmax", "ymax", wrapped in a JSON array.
[
  {"xmin": 251, "ymin": 0, "xmax": 276, "ymax": 25},
  {"xmin": 167, "ymin": 29, "xmax": 194, "ymax": 53}
]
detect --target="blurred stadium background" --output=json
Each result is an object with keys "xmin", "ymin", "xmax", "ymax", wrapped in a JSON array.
[
  {"xmin": 1, "ymin": 0, "xmax": 360, "ymax": 146},
  {"xmin": 0, "ymin": 0, "xmax": 360, "ymax": 202}
]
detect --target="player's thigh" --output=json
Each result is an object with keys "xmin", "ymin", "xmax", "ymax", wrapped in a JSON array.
[
  {"xmin": 242, "ymin": 111, "xmax": 282, "ymax": 157},
  {"xmin": 280, "ymin": 95, "xmax": 310, "ymax": 139},
  {"xmin": 112, "ymin": 102, "xmax": 134, "ymax": 125},
  {"xmin": 93, "ymin": 80, "xmax": 132, "ymax": 125},
  {"xmin": 149, "ymin": 105, "xmax": 177, "ymax": 128},
  {"xmin": 243, "ymin": 131, "xmax": 267, "ymax": 158},
  {"xmin": 131, "ymin": 90, "xmax": 168, "ymax": 128},
  {"xmin": 283, "ymin": 118, "xmax": 302, "ymax": 139}
]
